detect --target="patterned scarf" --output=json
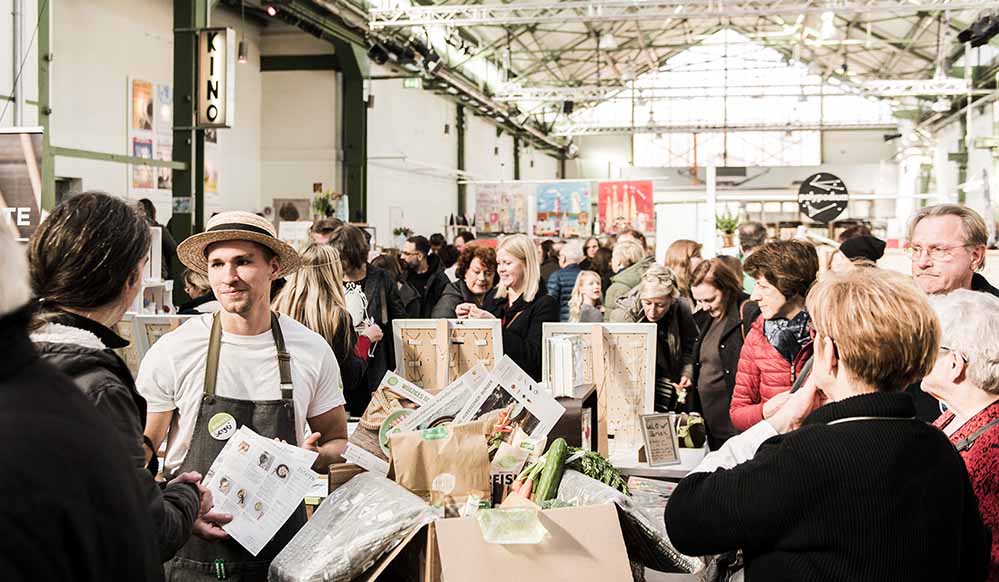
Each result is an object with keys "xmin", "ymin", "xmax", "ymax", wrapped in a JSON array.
[{"xmin": 763, "ymin": 309, "xmax": 811, "ymax": 364}]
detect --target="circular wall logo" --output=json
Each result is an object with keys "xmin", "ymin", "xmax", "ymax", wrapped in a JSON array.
[{"xmin": 798, "ymin": 173, "xmax": 849, "ymax": 223}]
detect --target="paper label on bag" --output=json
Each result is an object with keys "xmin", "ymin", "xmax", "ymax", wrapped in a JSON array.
[
  {"xmin": 432, "ymin": 473, "xmax": 456, "ymax": 495},
  {"xmin": 422, "ymin": 426, "xmax": 450, "ymax": 441},
  {"xmin": 208, "ymin": 413, "xmax": 237, "ymax": 441}
]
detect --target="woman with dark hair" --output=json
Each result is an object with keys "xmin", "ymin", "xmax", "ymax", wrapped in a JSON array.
[
  {"xmin": 371, "ymin": 253, "xmax": 420, "ymax": 318},
  {"xmin": 432, "ymin": 245, "xmax": 498, "ymax": 318},
  {"xmin": 689, "ymin": 259, "xmax": 759, "ymax": 449},
  {"xmin": 27, "ymin": 192, "xmax": 210, "ymax": 564},
  {"xmin": 328, "ymin": 225, "xmax": 408, "ymax": 392},
  {"xmin": 729, "ymin": 240, "xmax": 818, "ymax": 432},
  {"xmin": 138, "ymin": 197, "xmax": 178, "ymax": 280},
  {"xmin": 579, "ymin": 236, "xmax": 601, "ymax": 270}
]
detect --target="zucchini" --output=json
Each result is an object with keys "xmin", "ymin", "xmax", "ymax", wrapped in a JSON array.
[{"xmin": 534, "ymin": 438, "xmax": 569, "ymax": 503}]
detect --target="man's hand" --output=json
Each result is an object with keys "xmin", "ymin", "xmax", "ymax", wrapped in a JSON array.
[
  {"xmin": 193, "ymin": 510, "xmax": 233, "ymax": 541},
  {"xmin": 761, "ymin": 391, "xmax": 792, "ymax": 420},
  {"xmin": 677, "ymin": 376, "xmax": 692, "ymax": 390},
  {"xmin": 767, "ymin": 378, "xmax": 827, "ymax": 434},
  {"xmin": 302, "ymin": 431, "xmax": 322, "ymax": 455}
]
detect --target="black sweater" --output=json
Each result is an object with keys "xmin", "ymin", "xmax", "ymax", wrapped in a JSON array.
[
  {"xmin": 1, "ymin": 309, "xmax": 162, "ymax": 581},
  {"xmin": 482, "ymin": 287, "xmax": 559, "ymax": 381},
  {"xmin": 666, "ymin": 391, "xmax": 990, "ymax": 582}
]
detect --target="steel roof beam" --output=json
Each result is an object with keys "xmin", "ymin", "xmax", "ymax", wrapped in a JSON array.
[
  {"xmin": 370, "ymin": 0, "xmax": 999, "ymax": 29},
  {"xmin": 553, "ymin": 121, "xmax": 899, "ymax": 136}
]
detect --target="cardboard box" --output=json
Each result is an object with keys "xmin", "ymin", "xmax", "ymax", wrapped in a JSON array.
[
  {"xmin": 327, "ymin": 462, "xmax": 365, "ymax": 493},
  {"xmin": 434, "ymin": 505, "xmax": 632, "ymax": 582}
]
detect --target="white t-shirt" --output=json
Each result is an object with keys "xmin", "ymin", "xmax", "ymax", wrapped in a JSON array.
[{"xmin": 137, "ymin": 313, "xmax": 346, "ymax": 473}]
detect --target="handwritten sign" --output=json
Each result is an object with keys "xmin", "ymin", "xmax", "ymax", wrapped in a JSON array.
[{"xmin": 640, "ymin": 413, "xmax": 680, "ymax": 467}]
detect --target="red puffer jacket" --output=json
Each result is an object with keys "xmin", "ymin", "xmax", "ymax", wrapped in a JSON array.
[{"xmin": 729, "ymin": 315, "xmax": 813, "ymax": 431}]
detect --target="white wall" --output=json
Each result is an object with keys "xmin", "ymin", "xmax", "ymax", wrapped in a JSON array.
[
  {"xmin": 28, "ymin": 0, "xmax": 265, "ymax": 222},
  {"xmin": 259, "ymin": 25, "xmax": 338, "ymax": 216},
  {"xmin": 367, "ymin": 76, "xmax": 459, "ymax": 246}
]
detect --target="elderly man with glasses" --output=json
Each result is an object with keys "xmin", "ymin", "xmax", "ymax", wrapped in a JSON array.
[
  {"xmin": 907, "ymin": 204, "xmax": 998, "ymax": 298},
  {"xmin": 905, "ymin": 204, "xmax": 999, "ymax": 421}
]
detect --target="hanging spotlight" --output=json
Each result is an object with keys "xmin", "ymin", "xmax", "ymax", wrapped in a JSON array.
[
  {"xmin": 238, "ymin": 1, "xmax": 248, "ymax": 65},
  {"xmin": 265, "ymin": 4, "xmax": 278, "ymax": 17}
]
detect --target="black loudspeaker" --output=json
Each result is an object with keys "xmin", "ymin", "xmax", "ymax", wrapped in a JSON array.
[{"xmin": 562, "ymin": 101, "xmax": 574, "ymax": 114}]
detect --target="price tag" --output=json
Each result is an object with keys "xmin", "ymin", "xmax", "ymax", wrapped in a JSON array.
[
  {"xmin": 640, "ymin": 413, "xmax": 680, "ymax": 467},
  {"xmin": 208, "ymin": 412, "xmax": 238, "ymax": 441}
]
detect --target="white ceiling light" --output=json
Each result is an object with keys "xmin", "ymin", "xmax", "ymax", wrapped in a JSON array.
[
  {"xmin": 820, "ymin": 11, "xmax": 837, "ymax": 39},
  {"xmin": 931, "ymin": 98, "xmax": 952, "ymax": 113}
]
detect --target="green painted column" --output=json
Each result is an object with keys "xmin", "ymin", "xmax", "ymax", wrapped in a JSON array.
[
  {"xmin": 38, "ymin": 0, "xmax": 53, "ymax": 210},
  {"xmin": 172, "ymin": 0, "xmax": 208, "ymax": 303},
  {"xmin": 332, "ymin": 39, "xmax": 368, "ymax": 223}
]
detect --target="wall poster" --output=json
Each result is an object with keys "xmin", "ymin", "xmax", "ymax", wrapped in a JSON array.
[
  {"xmin": 472, "ymin": 183, "xmax": 530, "ymax": 234},
  {"xmin": 131, "ymin": 79, "xmax": 154, "ymax": 132},
  {"xmin": 534, "ymin": 181, "xmax": 591, "ymax": 238},
  {"xmin": 131, "ymin": 137, "xmax": 154, "ymax": 190},
  {"xmin": 598, "ymin": 180, "xmax": 654, "ymax": 234}
]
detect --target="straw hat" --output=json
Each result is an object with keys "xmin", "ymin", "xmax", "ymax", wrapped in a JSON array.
[{"xmin": 177, "ymin": 211, "xmax": 302, "ymax": 278}]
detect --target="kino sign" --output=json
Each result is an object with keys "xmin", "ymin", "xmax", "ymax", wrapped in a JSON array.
[{"xmin": 197, "ymin": 28, "xmax": 235, "ymax": 128}]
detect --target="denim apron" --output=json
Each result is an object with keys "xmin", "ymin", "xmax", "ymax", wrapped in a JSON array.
[{"xmin": 165, "ymin": 313, "xmax": 307, "ymax": 581}]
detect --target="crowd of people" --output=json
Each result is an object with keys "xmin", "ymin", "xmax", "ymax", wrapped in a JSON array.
[{"xmin": 1, "ymin": 190, "xmax": 998, "ymax": 581}]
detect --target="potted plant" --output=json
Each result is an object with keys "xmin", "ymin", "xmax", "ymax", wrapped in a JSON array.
[
  {"xmin": 312, "ymin": 190, "xmax": 345, "ymax": 219},
  {"xmin": 716, "ymin": 213, "xmax": 739, "ymax": 248},
  {"xmin": 393, "ymin": 226, "xmax": 413, "ymax": 248}
]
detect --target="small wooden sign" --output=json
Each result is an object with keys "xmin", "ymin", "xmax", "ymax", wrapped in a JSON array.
[{"xmin": 640, "ymin": 413, "xmax": 680, "ymax": 467}]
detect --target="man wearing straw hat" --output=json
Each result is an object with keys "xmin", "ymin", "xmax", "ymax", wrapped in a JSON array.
[{"xmin": 137, "ymin": 211, "xmax": 348, "ymax": 581}]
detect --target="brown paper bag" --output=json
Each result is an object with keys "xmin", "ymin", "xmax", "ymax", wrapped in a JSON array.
[{"xmin": 389, "ymin": 421, "xmax": 491, "ymax": 514}]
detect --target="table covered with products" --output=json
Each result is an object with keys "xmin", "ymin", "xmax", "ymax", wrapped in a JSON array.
[{"xmin": 270, "ymin": 356, "xmax": 703, "ymax": 582}]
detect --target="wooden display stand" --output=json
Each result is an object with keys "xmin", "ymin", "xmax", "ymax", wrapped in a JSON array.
[
  {"xmin": 112, "ymin": 314, "xmax": 195, "ymax": 376},
  {"xmin": 392, "ymin": 319, "xmax": 502, "ymax": 391},
  {"xmin": 542, "ymin": 323, "xmax": 656, "ymax": 456}
]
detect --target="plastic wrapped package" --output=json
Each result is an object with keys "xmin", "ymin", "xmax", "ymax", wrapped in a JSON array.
[
  {"xmin": 269, "ymin": 473, "xmax": 436, "ymax": 582},
  {"xmin": 556, "ymin": 470, "xmax": 703, "ymax": 574}
]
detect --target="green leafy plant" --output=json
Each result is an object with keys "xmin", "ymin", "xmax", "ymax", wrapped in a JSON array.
[
  {"xmin": 393, "ymin": 226, "xmax": 414, "ymax": 237},
  {"xmin": 716, "ymin": 213, "xmax": 739, "ymax": 235},
  {"xmin": 312, "ymin": 193, "xmax": 334, "ymax": 217}
]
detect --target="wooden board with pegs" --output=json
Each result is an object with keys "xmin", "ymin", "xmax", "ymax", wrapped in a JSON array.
[
  {"xmin": 393, "ymin": 319, "xmax": 503, "ymax": 391},
  {"xmin": 543, "ymin": 323, "xmax": 656, "ymax": 456}
]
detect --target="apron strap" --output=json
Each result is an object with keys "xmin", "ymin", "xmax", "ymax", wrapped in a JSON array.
[
  {"xmin": 204, "ymin": 313, "xmax": 223, "ymax": 398},
  {"xmin": 270, "ymin": 312, "xmax": 294, "ymax": 400},
  {"xmin": 203, "ymin": 312, "xmax": 294, "ymax": 401}
]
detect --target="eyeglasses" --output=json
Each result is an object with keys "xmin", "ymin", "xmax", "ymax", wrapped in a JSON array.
[
  {"xmin": 940, "ymin": 345, "xmax": 969, "ymax": 362},
  {"xmin": 904, "ymin": 244, "xmax": 973, "ymax": 262}
]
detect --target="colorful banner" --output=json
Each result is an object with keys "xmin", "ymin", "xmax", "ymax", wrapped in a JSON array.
[
  {"xmin": 598, "ymin": 180, "xmax": 654, "ymax": 234},
  {"xmin": 473, "ymin": 183, "xmax": 530, "ymax": 234},
  {"xmin": 534, "ymin": 181, "xmax": 591, "ymax": 238}
]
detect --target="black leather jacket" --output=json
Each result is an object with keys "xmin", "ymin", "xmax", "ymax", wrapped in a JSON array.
[{"xmin": 31, "ymin": 310, "xmax": 200, "ymax": 561}]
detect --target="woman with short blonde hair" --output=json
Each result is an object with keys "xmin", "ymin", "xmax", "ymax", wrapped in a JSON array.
[
  {"xmin": 458, "ymin": 234, "xmax": 558, "ymax": 380},
  {"xmin": 273, "ymin": 243, "xmax": 383, "ymax": 414},
  {"xmin": 667, "ymin": 268, "xmax": 989, "ymax": 581}
]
